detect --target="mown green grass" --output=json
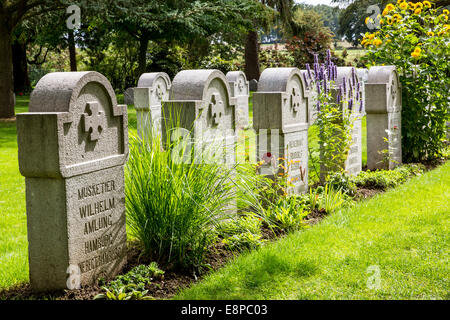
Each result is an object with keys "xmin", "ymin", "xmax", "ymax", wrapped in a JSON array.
[{"xmin": 176, "ymin": 161, "xmax": 450, "ymax": 299}]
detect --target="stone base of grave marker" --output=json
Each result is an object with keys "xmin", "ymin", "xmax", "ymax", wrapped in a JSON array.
[{"xmin": 25, "ymin": 166, "xmax": 127, "ymax": 291}]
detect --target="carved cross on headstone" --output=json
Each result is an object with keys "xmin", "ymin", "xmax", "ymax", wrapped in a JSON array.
[
  {"xmin": 237, "ymin": 78, "xmax": 245, "ymax": 93},
  {"xmin": 155, "ymin": 83, "xmax": 163, "ymax": 100},
  {"xmin": 290, "ymin": 87, "xmax": 302, "ymax": 113},
  {"xmin": 390, "ymin": 79, "xmax": 398, "ymax": 106},
  {"xmin": 82, "ymin": 102, "xmax": 106, "ymax": 141},
  {"xmin": 209, "ymin": 93, "xmax": 224, "ymax": 126}
]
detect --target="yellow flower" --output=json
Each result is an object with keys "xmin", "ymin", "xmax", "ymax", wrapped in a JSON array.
[
  {"xmin": 386, "ymin": 3, "xmax": 395, "ymax": 11},
  {"xmin": 408, "ymin": 2, "xmax": 415, "ymax": 9},
  {"xmin": 383, "ymin": 8, "xmax": 389, "ymax": 16},
  {"xmin": 387, "ymin": 17, "xmax": 394, "ymax": 24},
  {"xmin": 415, "ymin": 2, "xmax": 423, "ymax": 9},
  {"xmin": 411, "ymin": 51, "xmax": 421, "ymax": 59},
  {"xmin": 415, "ymin": 8, "xmax": 422, "ymax": 14},
  {"xmin": 397, "ymin": 0, "xmax": 405, "ymax": 3},
  {"xmin": 414, "ymin": 46, "xmax": 421, "ymax": 53},
  {"xmin": 368, "ymin": 33, "xmax": 375, "ymax": 39},
  {"xmin": 423, "ymin": 1, "xmax": 431, "ymax": 8},
  {"xmin": 399, "ymin": 2, "xmax": 408, "ymax": 10},
  {"xmin": 365, "ymin": 16, "xmax": 370, "ymax": 24},
  {"xmin": 394, "ymin": 14, "xmax": 402, "ymax": 22},
  {"xmin": 373, "ymin": 39, "xmax": 383, "ymax": 47},
  {"xmin": 380, "ymin": 19, "xmax": 385, "ymax": 24},
  {"xmin": 427, "ymin": 31, "xmax": 435, "ymax": 36},
  {"xmin": 444, "ymin": 9, "xmax": 450, "ymax": 15}
]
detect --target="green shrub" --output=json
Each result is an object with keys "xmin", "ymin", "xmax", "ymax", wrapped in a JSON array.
[
  {"xmin": 326, "ymin": 171, "xmax": 357, "ymax": 196},
  {"xmin": 353, "ymin": 164, "xmax": 425, "ymax": 190}
]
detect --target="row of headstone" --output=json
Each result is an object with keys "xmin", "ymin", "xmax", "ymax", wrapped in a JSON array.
[{"xmin": 16, "ymin": 65, "xmax": 402, "ymax": 292}]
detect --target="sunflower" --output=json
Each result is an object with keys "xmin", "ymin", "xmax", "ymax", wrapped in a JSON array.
[
  {"xmin": 423, "ymin": 1, "xmax": 432, "ymax": 8},
  {"xmin": 411, "ymin": 51, "xmax": 421, "ymax": 59},
  {"xmin": 415, "ymin": 8, "xmax": 422, "ymax": 14},
  {"xmin": 427, "ymin": 31, "xmax": 435, "ymax": 36},
  {"xmin": 444, "ymin": 9, "xmax": 450, "ymax": 15},
  {"xmin": 399, "ymin": 2, "xmax": 408, "ymax": 10},
  {"xmin": 373, "ymin": 39, "xmax": 383, "ymax": 47}
]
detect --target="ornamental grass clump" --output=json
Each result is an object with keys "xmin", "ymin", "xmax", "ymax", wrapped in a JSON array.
[
  {"xmin": 362, "ymin": 0, "xmax": 450, "ymax": 162},
  {"xmin": 125, "ymin": 114, "xmax": 262, "ymax": 272}
]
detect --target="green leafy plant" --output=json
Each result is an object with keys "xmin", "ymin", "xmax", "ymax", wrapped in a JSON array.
[
  {"xmin": 261, "ymin": 195, "xmax": 309, "ymax": 234},
  {"xmin": 352, "ymin": 164, "xmax": 425, "ymax": 190},
  {"xmin": 94, "ymin": 263, "xmax": 164, "ymax": 300},
  {"xmin": 305, "ymin": 51, "xmax": 360, "ymax": 184},
  {"xmin": 362, "ymin": 1, "xmax": 450, "ymax": 162},
  {"xmin": 222, "ymin": 232, "xmax": 266, "ymax": 252},
  {"xmin": 326, "ymin": 171, "xmax": 357, "ymax": 196}
]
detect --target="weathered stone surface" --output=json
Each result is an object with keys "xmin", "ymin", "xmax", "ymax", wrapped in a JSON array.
[
  {"xmin": 253, "ymin": 67, "xmax": 309, "ymax": 194},
  {"xmin": 124, "ymin": 87, "xmax": 134, "ymax": 105},
  {"xmin": 300, "ymin": 70, "xmax": 318, "ymax": 124},
  {"xmin": 226, "ymin": 71, "xmax": 249, "ymax": 130},
  {"xmin": 365, "ymin": 66, "xmax": 402, "ymax": 170},
  {"xmin": 16, "ymin": 71, "xmax": 128, "ymax": 292},
  {"xmin": 249, "ymin": 79, "xmax": 258, "ymax": 92},
  {"xmin": 134, "ymin": 72, "xmax": 171, "ymax": 141}
]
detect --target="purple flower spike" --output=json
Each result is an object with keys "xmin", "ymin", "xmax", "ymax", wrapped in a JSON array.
[
  {"xmin": 306, "ymin": 64, "xmax": 312, "ymax": 79},
  {"xmin": 316, "ymin": 100, "xmax": 321, "ymax": 111},
  {"xmin": 334, "ymin": 65, "xmax": 338, "ymax": 81},
  {"xmin": 303, "ymin": 73, "xmax": 309, "ymax": 89},
  {"xmin": 359, "ymin": 99, "xmax": 364, "ymax": 112},
  {"xmin": 324, "ymin": 79, "xmax": 328, "ymax": 94},
  {"xmin": 337, "ymin": 93, "xmax": 341, "ymax": 105},
  {"xmin": 314, "ymin": 63, "xmax": 319, "ymax": 81},
  {"xmin": 348, "ymin": 98, "xmax": 353, "ymax": 111},
  {"xmin": 316, "ymin": 81, "xmax": 321, "ymax": 95},
  {"xmin": 356, "ymin": 90, "xmax": 360, "ymax": 101}
]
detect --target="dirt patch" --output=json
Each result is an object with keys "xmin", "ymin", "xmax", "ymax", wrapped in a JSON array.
[
  {"xmin": 355, "ymin": 188, "xmax": 383, "ymax": 200},
  {"xmin": 0, "ymin": 117, "xmax": 16, "ymax": 123}
]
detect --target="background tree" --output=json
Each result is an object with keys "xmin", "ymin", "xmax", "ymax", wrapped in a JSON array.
[
  {"xmin": 0, "ymin": 0, "xmax": 68, "ymax": 118},
  {"xmin": 244, "ymin": 0, "xmax": 294, "ymax": 81}
]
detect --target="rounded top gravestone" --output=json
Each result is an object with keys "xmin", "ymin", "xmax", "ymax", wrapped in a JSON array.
[
  {"xmin": 256, "ymin": 67, "xmax": 309, "ymax": 129},
  {"xmin": 170, "ymin": 70, "xmax": 236, "ymax": 130},
  {"xmin": 366, "ymin": 66, "xmax": 401, "ymax": 113},
  {"xmin": 19, "ymin": 71, "xmax": 128, "ymax": 179},
  {"xmin": 226, "ymin": 71, "xmax": 249, "ymax": 97},
  {"xmin": 135, "ymin": 72, "xmax": 172, "ymax": 111},
  {"xmin": 171, "ymin": 69, "xmax": 233, "ymax": 103}
]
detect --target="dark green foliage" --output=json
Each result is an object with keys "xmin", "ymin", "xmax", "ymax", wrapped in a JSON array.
[{"xmin": 352, "ymin": 164, "xmax": 425, "ymax": 190}]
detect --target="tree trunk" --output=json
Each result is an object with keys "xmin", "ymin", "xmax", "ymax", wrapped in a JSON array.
[
  {"xmin": 138, "ymin": 35, "xmax": 149, "ymax": 77},
  {"xmin": 244, "ymin": 30, "xmax": 260, "ymax": 82},
  {"xmin": 0, "ymin": 21, "xmax": 15, "ymax": 119},
  {"xmin": 68, "ymin": 30, "xmax": 77, "ymax": 71},
  {"xmin": 12, "ymin": 39, "xmax": 31, "ymax": 93}
]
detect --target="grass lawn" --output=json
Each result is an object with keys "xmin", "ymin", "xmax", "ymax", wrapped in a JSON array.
[{"xmin": 176, "ymin": 161, "xmax": 450, "ymax": 300}]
